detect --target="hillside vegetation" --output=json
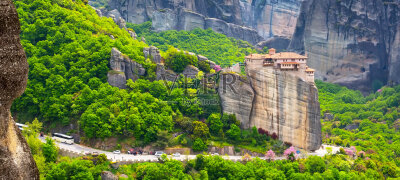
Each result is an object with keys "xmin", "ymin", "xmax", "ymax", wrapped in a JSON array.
[
  {"xmin": 128, "ymin": 22, "xmax": 257, "ymax": 67},
  {"xmin": 317, "ymin": 81, "xmax": 400, "ymax": 164}
]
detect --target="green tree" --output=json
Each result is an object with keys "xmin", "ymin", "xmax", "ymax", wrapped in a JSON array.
[
  {"xmin": 42, "ymin": 137, "xmax": 58, "ymax": 163},
  {"xmin": 207, "ymin": 113, "xmax": 223, "ymax": 136},
  {"xmin": 193, "ymin": 121, "xmax": 210, "ymax": 139},
  {"xmin": 305, "ymin": 156, "xmax": 326, "ymax": 174},
  {"xmin": 226, "ymin": 124, "xmax": 241, "ymax": 141},
  {"xmin": 193, "ymin": 138, "xmax": 208, "ymax": 152},
  {"xmin": 23, "ymin": 118, "xmax": 42, "ymax": 136}
]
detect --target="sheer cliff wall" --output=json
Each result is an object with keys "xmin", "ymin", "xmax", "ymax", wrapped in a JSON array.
[
  {"xmin": 289, "ymin": 0, "xmax": 400, "ymax": 91},
  {"xmin": 218, "ymin": 69, "xmax": 321, "ymax": 151}
]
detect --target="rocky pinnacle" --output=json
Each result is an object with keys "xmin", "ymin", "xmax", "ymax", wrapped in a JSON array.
[{"xmin": 0, "ymin": 0, "xmax": 40, "ymax": 179}]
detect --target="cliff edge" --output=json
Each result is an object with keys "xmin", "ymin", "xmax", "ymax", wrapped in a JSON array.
[{"xmin": 0, "ymin": 0, "xmax": 40, "ymax": 179}]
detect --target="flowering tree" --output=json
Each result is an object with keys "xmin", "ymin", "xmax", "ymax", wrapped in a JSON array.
[
  {"xmin": 350, "ymin": 146, "xmax": 357, "ymax": 153},
  {"xmin": 242, "ymin": 153, "xmax": 252, "ymax": 162},
  {"xmin": 265, "ymin": 150, "xmax": 275, "ymax": 161},
  {"xmin": 358, "ymin": 151, "xmax": 366, "ymax": 158},
  {"xmin": 213, "ymin": 65, "xmax": 221, "ymax": 72},
  {"xmin": 345, "ymin": 148, "xmax": 354, "ymax": 156},
  {"xmin": 284, "ymin": 146, "xmax": 297, "ymax": 162}
]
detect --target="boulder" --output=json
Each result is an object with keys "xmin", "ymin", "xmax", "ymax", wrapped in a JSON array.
[
  {"xmin": 143, "ymin": 46, "xmax": 162, "ymax": 63},
  {"xmin": 128, "ymin": 30, "xmax": 137, "ymax": 40},
  {"xmin": 323, "ymin": 113, "xmax": 334, "ymax": 121},
  {"xmin": 107, "ymin": 71, "xmax": 127, "ymax": 89},
  {"xmin": 0, "ymin": 0, "xmax": 40, "ymax": 179},
  {"xmin": 119, "ymin": 174, "xmax": 129, "ymax": 179},
  {"xmin": 108, "ymin": 48, "xmax": 145, "ymax": 88},
  {"xmin": 156, "ymin": 64, "xmax": 179, "ymax": 82},
  {"xmin": 182, "ymin": 65, "xmax": 199, "ymax": 79},
  {"xmin": 101, "ymin": 171, "xmax": 117, "ymax": 180},
  {"xmin": 107, "ymin": 9, "xmax": 121, "ymax": 22},
  {"xmin": 345, "ymin": 124, "xmax": 359, "ymax": 131},
  {"xmin": 117, "ymin": 17, "xmax": 126, "ymax": 29}
]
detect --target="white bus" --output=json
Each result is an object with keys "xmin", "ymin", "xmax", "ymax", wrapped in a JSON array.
[
  {"xmin": 15, "ymin": 123, "xmax": 28, "ymax": 131},
  {"xmin": 52, "ymin": 133, "xmax": 74, "ymax": 145}
]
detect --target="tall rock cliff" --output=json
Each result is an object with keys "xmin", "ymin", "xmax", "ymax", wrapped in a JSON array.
[
  {"xmin": 219, "ymin": 69, "xmax": 321, "ymax": 151},
  {"xmin": 239, "ymin": 0, "xmax": 303, "ymax": 40},
  {"xmin": 101, "ymin": 0, "xmax": 303, "ymax": 44},
  {"xmin": 289, "ymin": 0, "xmax": 400, "ymax": 91},
  {"xmin": 0, "ymin": 0, "xmax": 40, "ymax": 179}
]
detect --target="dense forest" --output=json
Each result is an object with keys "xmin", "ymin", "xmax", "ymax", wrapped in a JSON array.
[
  {"xmin": 11, "ymin": 0, "xmax": 400, "ymax": 179},
  {"xmin": 128, "ymin": 22, "xmax": 257, "ymax": 67}
]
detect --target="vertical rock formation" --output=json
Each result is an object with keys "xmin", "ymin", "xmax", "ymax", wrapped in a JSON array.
[
  {"xmin": 107, "ymin": 48, "xmax": 146, "ymax": 88},
  {"xmin": 239, "ymin": 0, "xmax": 303, "ymax": 40},
  {"xmin": 143, "ymin": 46, "xmax": 162, "ymax": 63},
  {"xmin": 0, "ymin": 0, "xmax": 40, "ymax": 179},
  {"xmin": 289, "ymin": 0, "xmax": 400, "ymax": 91},
  {"xmin": 389, "ymin": 24, "xmax": 400, "ymax": 86},
  {"xmin": 151, "ymin": 8, "xmax": 263, "ymax": 44},
  {"xmin": 101, "ymin": 0, "xmax": 303, "ymax": 44},
  {"xmin": 218, "ymin": 69, "xmax": 321, "ymax": 151},
  {"xmin": 218, "ymin": 72, "xmax": 254, "ymax": 127}
]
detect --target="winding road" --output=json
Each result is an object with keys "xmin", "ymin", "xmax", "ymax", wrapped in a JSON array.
[{"xmin": 39, "ymin": 136, "xmax": 341, "ymax": 162}]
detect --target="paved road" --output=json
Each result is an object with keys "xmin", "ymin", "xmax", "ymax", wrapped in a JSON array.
[{"xmin": 39, "ymin": 136, "xmax": 341, "ymax": 162}]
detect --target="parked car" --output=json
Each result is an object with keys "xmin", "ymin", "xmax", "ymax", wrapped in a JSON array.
[
  {"xmin": 92, "ymin": 152, "xmax": 99, "ymax": 157},
  {"xmin": 154, "ymin": 151, "xmax": 165, "ymax": 157},
  {"xmin": 113, "ymin": 150, "xmax": 121, "ymax": 154},
  {"xmin": 173, "ymin": 152, "xmax": 181, "ymax": 157}
]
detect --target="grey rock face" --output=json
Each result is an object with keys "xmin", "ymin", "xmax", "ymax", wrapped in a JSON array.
[
  {"xmin": 155, "ymin": 51, "xmax": 215, "ymax": 81},
  {"xmin": 156, "ymin": 63, "xmax": 179, "ymax": 82},
  {"xmin": 107, "ymin": 9, "xmax": 121, "ymax": 22},
  {"xmin": 128, "ymin": 30, "xmax": 137, "ymax": 40},
  {"xmin": 255, "ymin": 36, "xmax": 291, "ymax": 52},
  {"xmin": 152, "ymin": 9, "xmax": 263, "ymax": 44},
  {"xmin": 289, "ymin": 0, "xmax": 400, "ymax": 92},
  {"xmin": 323, "ymin": 113, "xmax": 334, "ymax": 121},
  {"xmin": 107, "ymin": 71, "xmax": 127, "ymax": 89},
  {"xmin": 143, "ymin": 46, "xmax": 162, "ymax": 63},
  {"xmin": 218, "ymin": 73, "xmax": 255, "ymax": 128},
  {"xmin": 0, "ymin": 0, "xmax": 40, "ymax": 179},
  {"xmin": 101, "ymin": 171, "xmax": 118, "ymax": 180},
  {"xmin": 182, "ymin": 65, "xmax": 199, "ymax": 79},
  {"xmin": 389, "ymin": 24, "xmax": 400, "ymax": 86},
  {"xmin": 106, "ymin": 0, "xmax": 303, "ymax": 41},
  {"xmin": 218, "ymin": 69, "xmax": 321, "ymax": 151},
  {"xmin": 117, "ymin": 17, "xmax": 126, "ymax": 29},
  {"xmin": 239, "ymin": 0, "xmax": 303, "ymax": 40},
  {"xmin": 156, "ymin": 64, "xmax": 200, "ymax": 81},
  {"xmin": 108, "ymin": 48, "xmax": 145, "ymax": 88}
]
